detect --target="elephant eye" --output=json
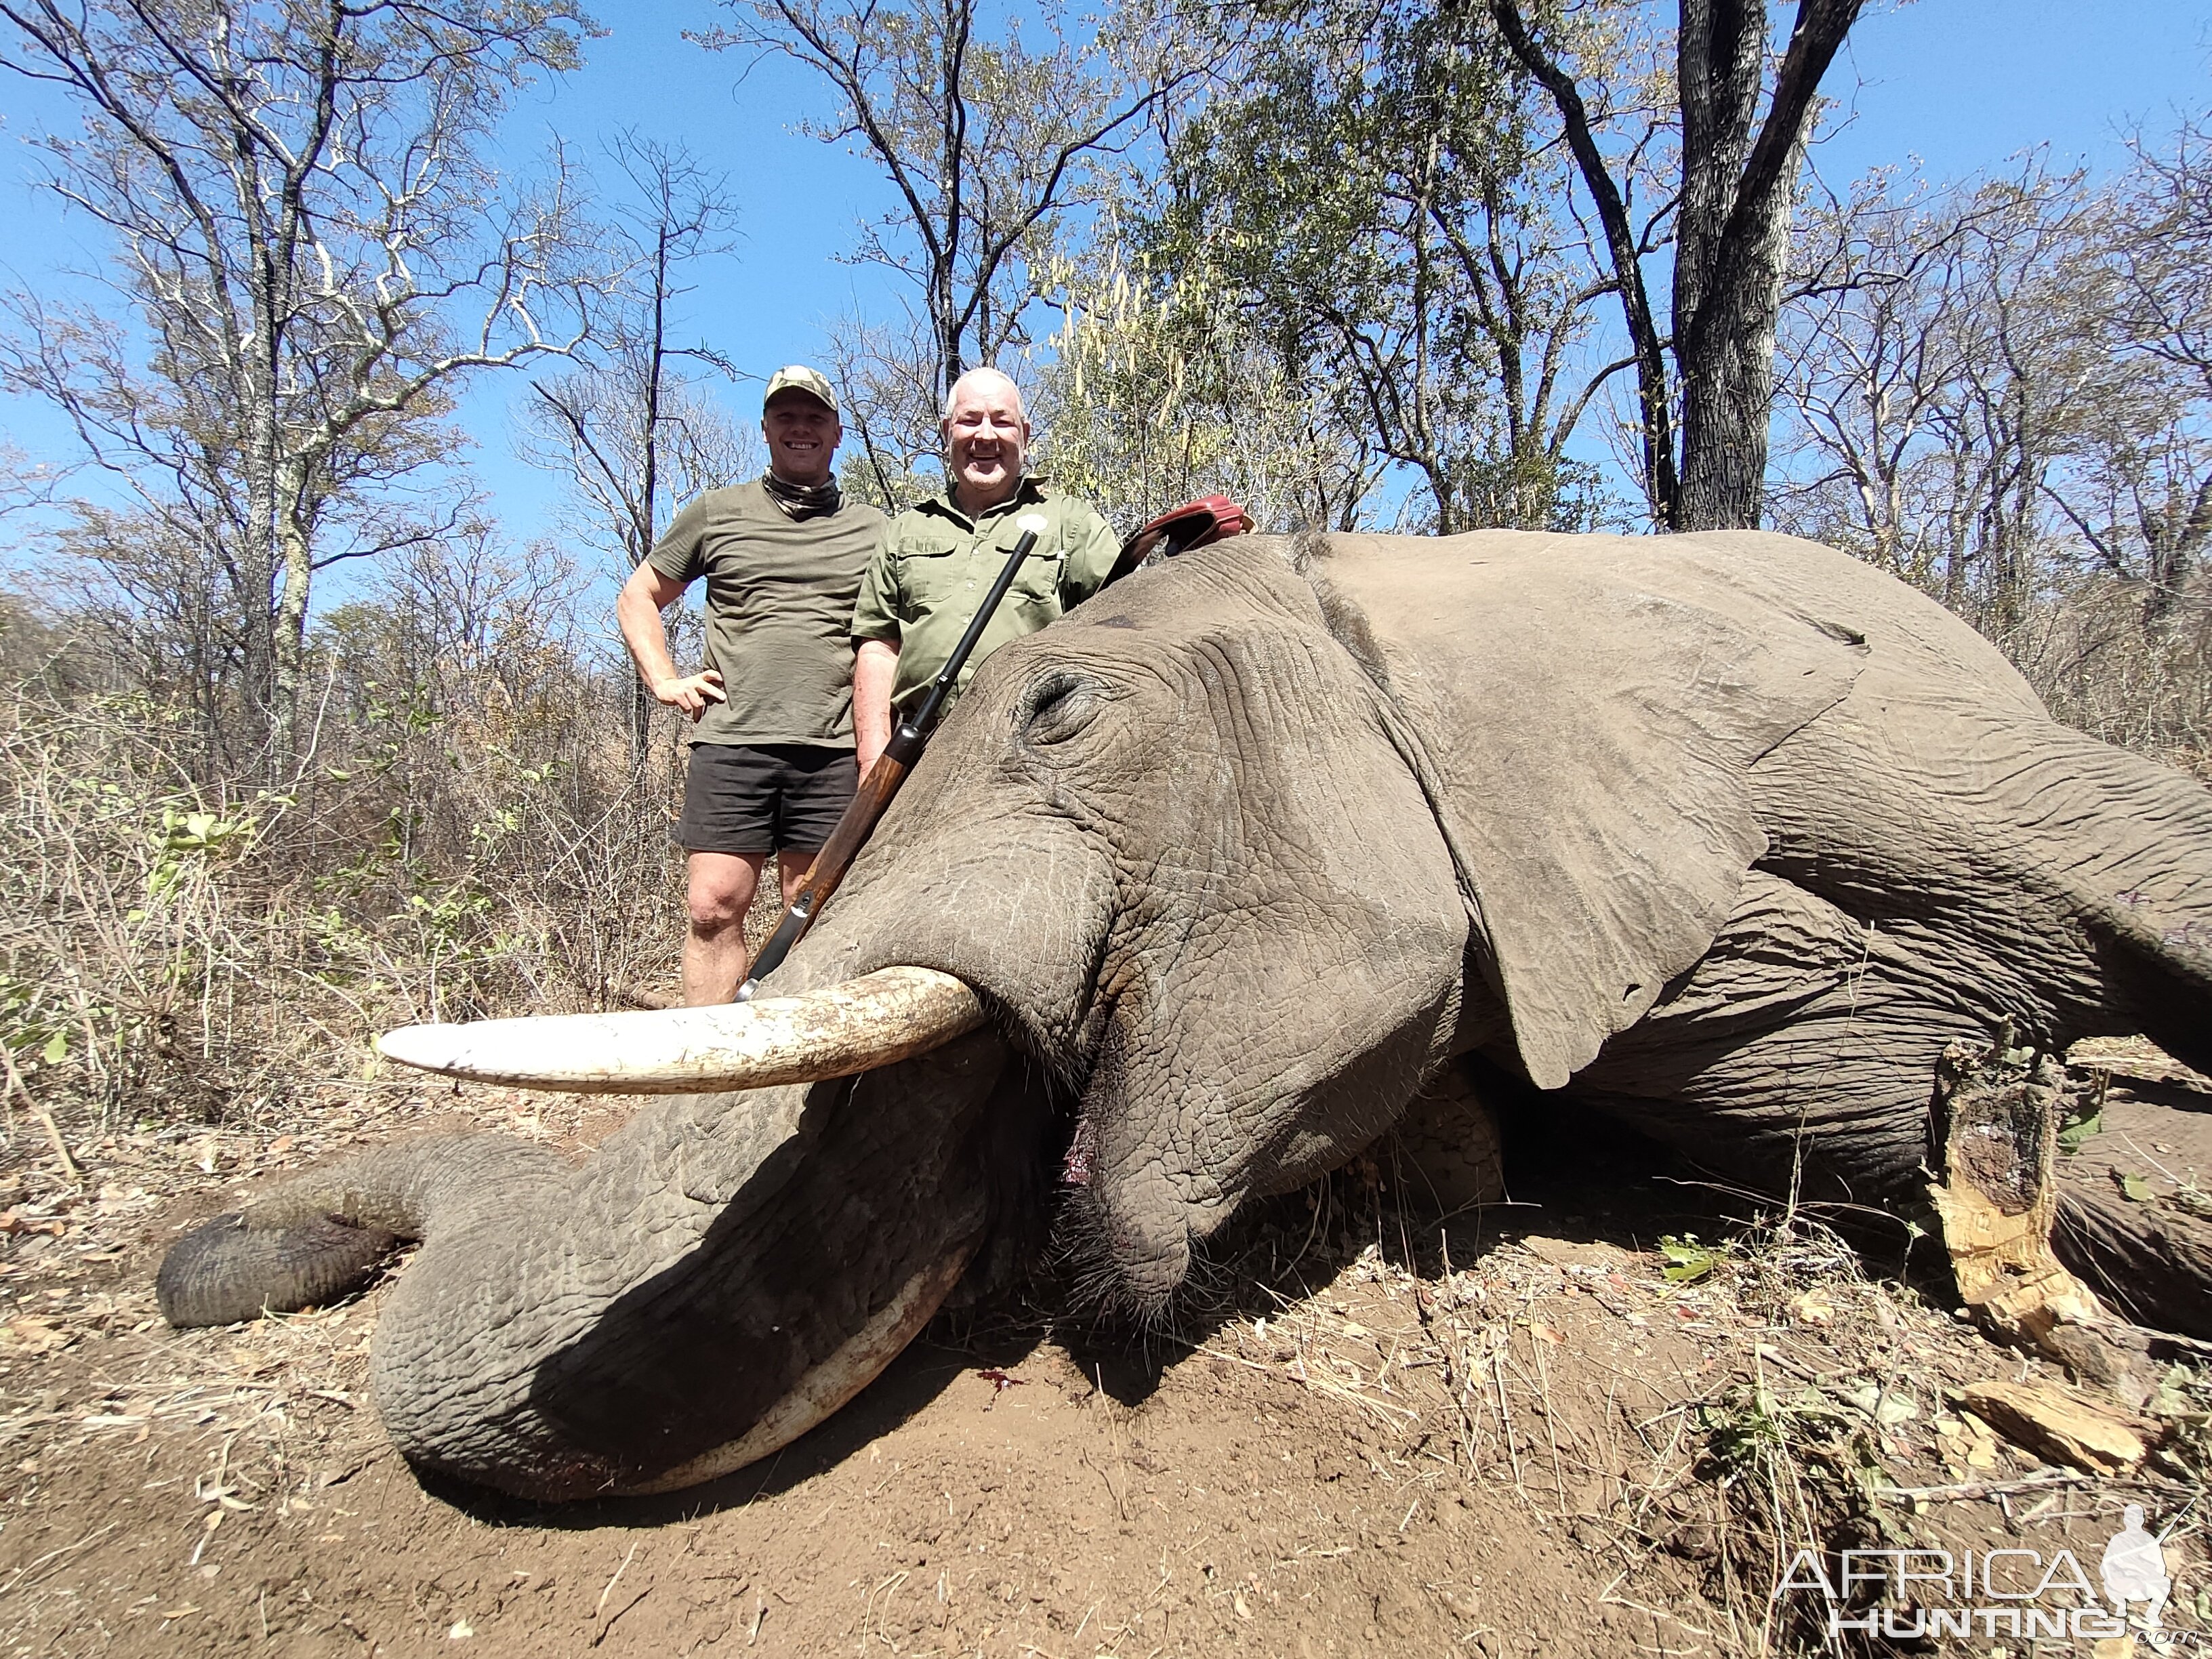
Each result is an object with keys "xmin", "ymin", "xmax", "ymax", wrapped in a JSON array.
[{"xmin": 1019, "ymin": 672, "xmax": 1101, "ymax": 746}]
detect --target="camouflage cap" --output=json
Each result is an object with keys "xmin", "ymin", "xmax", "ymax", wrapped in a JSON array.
[{"xmin": 762, "ymin": 365, "xmax": 839, "ymax": 417}]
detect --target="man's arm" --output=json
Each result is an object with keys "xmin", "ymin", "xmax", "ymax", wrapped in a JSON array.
[
  {"xmin": 853, "ymin": 638, "xmax": 899, "ymax": 774},
  {"xmin": 618, "ymin": 562, "xmax": 726, "ymax": 720}
]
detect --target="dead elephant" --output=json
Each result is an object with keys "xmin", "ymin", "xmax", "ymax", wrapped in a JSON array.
[{"xmin": 157, "ymin": 529, "xmax": 2212, "ymax": 1500}]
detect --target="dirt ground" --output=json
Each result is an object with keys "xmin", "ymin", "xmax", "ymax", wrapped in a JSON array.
[{"xmin": 1, "ymin": 1069, "xmax": 2207, "ymax": 1658}]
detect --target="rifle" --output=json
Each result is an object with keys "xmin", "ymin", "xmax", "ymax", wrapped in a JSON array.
[{"xmin": 735, "ymin": 520, "xmax": 1045, "ymax": 999}]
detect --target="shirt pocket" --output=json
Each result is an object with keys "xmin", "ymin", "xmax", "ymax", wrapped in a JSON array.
[
  {"xmin": 1011, "ymin": 544, "xmax": 1068, "ymax": 607},
  {"xmin": 895, "ymin": 543, "xmax": 964, "ymax": 618}
]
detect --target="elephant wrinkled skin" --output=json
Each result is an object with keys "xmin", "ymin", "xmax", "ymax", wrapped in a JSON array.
[{"xmin": 156, "ymin": 529, "xmax": 2212, "ymax": 1500}]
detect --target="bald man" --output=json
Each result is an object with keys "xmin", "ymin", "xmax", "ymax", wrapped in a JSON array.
[{"xmin": 851, "ymin": 367, "xmax": 1118, "ymax": 772}]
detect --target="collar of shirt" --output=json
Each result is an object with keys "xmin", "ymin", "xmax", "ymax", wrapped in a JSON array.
[{"xmin": 917, "ymin": 473, "xmax": 1053, "ymax": 532}]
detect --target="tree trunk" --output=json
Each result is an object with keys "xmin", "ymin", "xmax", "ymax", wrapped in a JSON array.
[
  {"xmin": 1671, "ymin": 0, "xmax": 1768, "ymax": 531},
  {"xmin": 1674, "ymin": 129, "xmax": 1801, "ymax": 531},
  {"xmin": 1495, "ymin": 0, "xmax": 1862, "ymax": 532},
  {"xmin": 1670, "ymin": 0, "xmax": 1860, "ymax": 530},
  {"xmin": 1489, "ymin": 0, "xmax": 1681, "ymax": 521},
  {"xmin": 270, "ymin": 464, "xmax": 317, "ymax": 783},
  {"xmin": 1673, "ymin": 0, "xmax": 1764, "ymax": 337},
  {"xmin": 237, "ymin": 409, "xmax": 283, "ymax": 779}
]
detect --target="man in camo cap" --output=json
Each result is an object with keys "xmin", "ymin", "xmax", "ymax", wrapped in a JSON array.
[
  {"xmin": 618, "ymin": 365, "xmax": 886, "ymax": 1004},
  {"xmin": 851, "ymin": 367, "xmax": 1119, "ymax": 773}
]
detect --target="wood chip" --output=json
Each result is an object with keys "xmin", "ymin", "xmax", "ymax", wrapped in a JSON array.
[{"xmin": 1953, "ymin": 1379, "xmax": 2151, "ymax": 1475}]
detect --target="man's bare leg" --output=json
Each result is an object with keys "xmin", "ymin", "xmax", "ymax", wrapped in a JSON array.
[{"xmin": 683, "ymin": 851, "xmax": 767, "ymax": 1006}]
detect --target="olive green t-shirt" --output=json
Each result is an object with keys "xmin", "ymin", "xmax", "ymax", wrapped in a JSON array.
[
  {"xmin": 647, "ymin": 482, "xmax": 886, "ymax": 747},
  {"xmin": 851, "ymin": 477, "xmax": 1118, "ymax": 717}
]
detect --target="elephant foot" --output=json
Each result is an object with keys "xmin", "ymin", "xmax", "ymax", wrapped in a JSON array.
[{"xmin": 156, "ymin": 1212, "xmax": 400, "ymax": 1328}]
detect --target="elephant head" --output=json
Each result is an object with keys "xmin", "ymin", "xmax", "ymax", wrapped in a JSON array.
[
  {"xmin": 800, "ymin": 541, "xmax": 1478, "ymax": 1310},
  {"xmin": 159, "ymin": 530, "xmax": 2212, "ymax": 1499}
]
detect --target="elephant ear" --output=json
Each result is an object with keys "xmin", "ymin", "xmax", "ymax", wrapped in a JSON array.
[{"xmin": 1303, "ymin": 529, "xmax": 1871, "ymax": 1090}]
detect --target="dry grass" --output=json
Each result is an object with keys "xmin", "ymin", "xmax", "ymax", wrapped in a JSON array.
[
  {"xmin": 0, "ymin": 677, "xmax": 691, "ymax": 1149},
  {"xmin": 2007, "ymin": 579, "xmax": 2212, "ymax": 782}
]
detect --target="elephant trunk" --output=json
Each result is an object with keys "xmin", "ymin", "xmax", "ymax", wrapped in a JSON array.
[
  {"xmin": 157, "ymin": 1029, "xmax": 1015, "ymax": 1500},
  {"xmin": 155, "ymin": 1133, "xmax": 565, "ymax": 1328}
]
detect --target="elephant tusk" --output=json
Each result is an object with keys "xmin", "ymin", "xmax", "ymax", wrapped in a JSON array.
[
  {"xmin": 375, "ymin": 966, "xmax": 987, "ymax": 1094},
  {"xmin": 622, "ymin": 1237, "xmax": 978, "ymax": 1493}
]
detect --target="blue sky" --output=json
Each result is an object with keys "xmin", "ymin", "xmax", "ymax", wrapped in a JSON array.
[{"xmin": 3, "ymin": 0, "xmax": 2209, "ymax": 586}]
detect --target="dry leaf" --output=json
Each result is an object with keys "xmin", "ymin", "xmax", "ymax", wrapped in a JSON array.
[{"xmin": 1, "ymin": 1318, "xmax": 73, "ymax": 1354}]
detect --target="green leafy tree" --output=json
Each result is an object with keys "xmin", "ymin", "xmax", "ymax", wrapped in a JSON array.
[
  {"xmin": 1140, "ymin": 0, "xmax": 1629, "ymax": 533},
  {"xmin": 1031, "ymin": 233, "xmax": 1377, "ymax": 533}
]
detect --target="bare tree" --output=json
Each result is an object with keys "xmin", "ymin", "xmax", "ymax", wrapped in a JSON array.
[
  {"xmin": 0, "ymin": 0, "xmax": 614, "ymax": 780},
  {"xmin": 2089, "ymin": 112, "xmax": 2212, "ymax": 632},
  {"xmin": 2055, "ymin": 386, "xmax": 2212, "ymax": 636},
  {"xmin": 1763, "ymin": 159, "xmax": 2212, "ymax": 649},
  {"xmin": 1767, "ymin": 137, "xmax": 2212, "ymax": 773},
  {"xmin": 816, "ymin": 308, "xmax": 950, "ymax": 511},
  {"xmin": 1492, "ymin": 0, "xmax": 1866, "ymax": 530},
  {"xmin": 1770, "ymin": 166, "xmax": 2099, "ymax": 619},
  {"xmin": 698, "ymin": 0, "xmax": 1205, "ymax": 432},
  {"xmin": 517, "ymin": 134, "xmax": 750, "ymax": 759}
]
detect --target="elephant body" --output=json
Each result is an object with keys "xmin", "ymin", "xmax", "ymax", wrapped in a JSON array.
[{"xmin": 157, "ymin": 529, "xmax": 2212, "ymax": 1499}]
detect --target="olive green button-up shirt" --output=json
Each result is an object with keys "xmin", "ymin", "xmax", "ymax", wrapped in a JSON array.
[{"xmin": 851, "ymin": 476, "xmax": 1119, "ymax": 717}]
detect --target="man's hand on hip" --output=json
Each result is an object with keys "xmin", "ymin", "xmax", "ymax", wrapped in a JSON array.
[{"xmin": 653, "ymin": 669, "xmax": 727, "ymax": 720}]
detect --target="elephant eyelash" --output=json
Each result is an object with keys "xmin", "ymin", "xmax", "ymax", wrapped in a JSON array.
[{"xmin": 1019, "ymin": 673, "xmax": 1101, "ymax": 746}]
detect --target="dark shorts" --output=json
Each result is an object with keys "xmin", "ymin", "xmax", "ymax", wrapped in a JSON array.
[{"xmin": 676, "ymin": 743, "xmax": 858, "ymax": 855}]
